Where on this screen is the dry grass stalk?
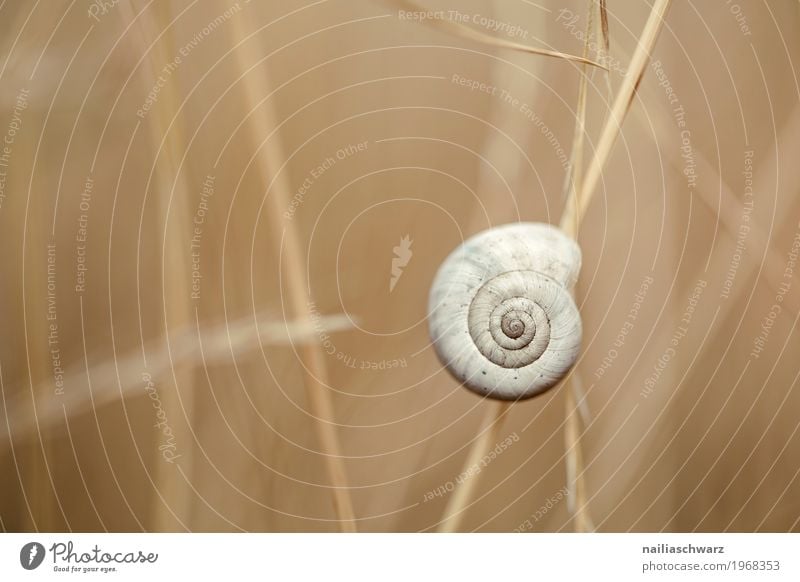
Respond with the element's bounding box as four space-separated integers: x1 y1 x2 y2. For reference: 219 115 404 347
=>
389 0 608 70
558 0 598 532
439 400 509 532
599 0 610 54
596 0 614 100
560 1 594 210
0 312 354 448
25 107 62 530
0 2 70 532
120 2 198 531
564 378 595 532
557 0 671 531
226 13 357 532
560 0 673 238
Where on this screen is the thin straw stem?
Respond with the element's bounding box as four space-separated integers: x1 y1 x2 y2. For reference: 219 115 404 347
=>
0 312 354 448
121 1 197 531
227 14 357 532
439 400 509 532
560 0 673 237
560 0 598 533
556 0 671 532
561 0 596 221
564 378 594 531
389 0 608 70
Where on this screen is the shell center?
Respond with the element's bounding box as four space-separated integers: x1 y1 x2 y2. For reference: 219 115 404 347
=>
501 315 528 339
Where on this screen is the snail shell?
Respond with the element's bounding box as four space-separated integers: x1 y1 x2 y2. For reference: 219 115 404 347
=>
428 222 582 400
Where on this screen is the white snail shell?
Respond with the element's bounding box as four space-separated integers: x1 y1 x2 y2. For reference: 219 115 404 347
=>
428 223 582 400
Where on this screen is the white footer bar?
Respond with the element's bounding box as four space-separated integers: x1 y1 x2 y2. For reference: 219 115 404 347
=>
1 533 797 580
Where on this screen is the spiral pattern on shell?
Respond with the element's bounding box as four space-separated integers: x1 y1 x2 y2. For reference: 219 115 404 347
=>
428 223 582 400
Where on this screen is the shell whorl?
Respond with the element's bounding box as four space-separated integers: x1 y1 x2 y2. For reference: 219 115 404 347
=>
428 223 582 400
